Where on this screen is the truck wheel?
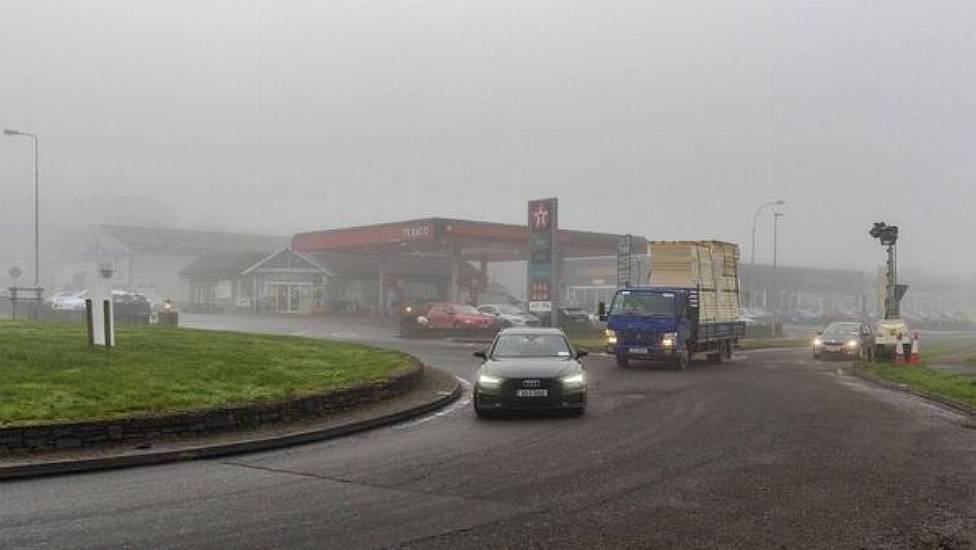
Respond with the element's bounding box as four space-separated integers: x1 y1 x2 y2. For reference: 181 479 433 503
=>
723 340 733 360
677 351 689 371
708 350 723 364
615 355 630 368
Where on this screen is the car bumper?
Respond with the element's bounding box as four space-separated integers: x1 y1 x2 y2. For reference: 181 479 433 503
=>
608 344 678 361
475 381 586 411
814 346 859 358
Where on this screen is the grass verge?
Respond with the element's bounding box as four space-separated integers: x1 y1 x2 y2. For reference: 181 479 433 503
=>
0 321 415 427
569 335 608 351
858 361 976 410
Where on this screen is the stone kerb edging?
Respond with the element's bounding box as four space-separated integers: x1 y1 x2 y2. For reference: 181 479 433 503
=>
0 363 424 454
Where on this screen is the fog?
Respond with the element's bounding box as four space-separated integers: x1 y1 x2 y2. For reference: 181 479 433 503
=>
2 0 976 284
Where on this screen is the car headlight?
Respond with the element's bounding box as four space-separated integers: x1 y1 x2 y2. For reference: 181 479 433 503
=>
661 332 677 347
846 339 859 349
561 373 585 388
605 329 617 344
813 338 822 347
478 374 502 387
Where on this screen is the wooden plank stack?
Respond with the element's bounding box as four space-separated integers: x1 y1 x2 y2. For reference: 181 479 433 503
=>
647 241 741 324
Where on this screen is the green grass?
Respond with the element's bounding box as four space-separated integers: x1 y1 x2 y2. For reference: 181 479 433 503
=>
913 338 976 366
569 335 608 350
860 362 976 409
0 321 415 427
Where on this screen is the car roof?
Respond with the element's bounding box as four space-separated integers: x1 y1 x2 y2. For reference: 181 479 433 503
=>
497 327 566 336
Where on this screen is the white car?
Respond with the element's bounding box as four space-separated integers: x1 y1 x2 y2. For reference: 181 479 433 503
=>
477 304 540 327
49 289 88 311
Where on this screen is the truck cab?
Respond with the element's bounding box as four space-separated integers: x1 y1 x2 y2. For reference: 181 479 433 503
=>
600 286 742 369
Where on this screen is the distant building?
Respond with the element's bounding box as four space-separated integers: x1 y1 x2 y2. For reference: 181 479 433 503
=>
181 249 334 313
57 225 289 301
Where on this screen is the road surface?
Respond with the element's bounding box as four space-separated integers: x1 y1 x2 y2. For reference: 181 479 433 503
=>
3 315 975 549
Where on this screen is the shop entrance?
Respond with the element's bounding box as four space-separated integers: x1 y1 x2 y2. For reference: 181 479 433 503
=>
270 283 311 313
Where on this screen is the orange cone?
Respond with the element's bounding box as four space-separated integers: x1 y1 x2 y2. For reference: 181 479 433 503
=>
894 333 905 365
909 332 921 365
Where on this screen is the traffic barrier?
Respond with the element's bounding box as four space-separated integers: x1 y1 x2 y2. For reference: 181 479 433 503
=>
894 333 905 365
909 332 921 365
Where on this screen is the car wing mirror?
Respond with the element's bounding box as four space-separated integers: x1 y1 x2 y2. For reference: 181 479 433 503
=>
473 350 487 359
575 349 589 359
815 330 822 335
597 301 607 321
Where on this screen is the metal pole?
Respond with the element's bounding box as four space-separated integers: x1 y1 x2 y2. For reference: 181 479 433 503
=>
773 212 784 327
750 200 785 307
3 129 40 288
33 135 39 288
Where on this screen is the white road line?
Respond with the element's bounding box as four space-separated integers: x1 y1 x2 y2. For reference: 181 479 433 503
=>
392 377 473 430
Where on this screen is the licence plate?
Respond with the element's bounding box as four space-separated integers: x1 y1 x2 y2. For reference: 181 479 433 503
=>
825 345 841 352
516 389 548 397
629 347 649 354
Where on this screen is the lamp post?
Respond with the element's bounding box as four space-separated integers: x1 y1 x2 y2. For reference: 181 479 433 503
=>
749 199 785 308
771 212 785 335
3 129 39 288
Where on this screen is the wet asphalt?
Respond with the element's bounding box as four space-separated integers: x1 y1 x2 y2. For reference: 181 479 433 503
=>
2 315 975 549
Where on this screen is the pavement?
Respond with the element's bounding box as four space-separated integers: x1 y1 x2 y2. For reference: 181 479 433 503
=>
3 315 976 549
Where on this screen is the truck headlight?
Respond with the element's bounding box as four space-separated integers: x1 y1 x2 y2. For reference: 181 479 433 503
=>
605 329 617 344
561 373 585 388
661 332 677 347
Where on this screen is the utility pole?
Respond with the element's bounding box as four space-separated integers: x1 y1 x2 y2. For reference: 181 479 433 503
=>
3 129 39 287
750 199 785 308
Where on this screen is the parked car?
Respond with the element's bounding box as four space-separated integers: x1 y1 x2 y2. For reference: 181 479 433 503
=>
813 321 872 360
49 289 88 311
425 302 498 333
557 306 594 333
473 327 587 417
477 304 540 327
112 290 152 324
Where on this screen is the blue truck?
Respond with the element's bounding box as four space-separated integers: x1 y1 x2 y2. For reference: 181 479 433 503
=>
598 241 745 369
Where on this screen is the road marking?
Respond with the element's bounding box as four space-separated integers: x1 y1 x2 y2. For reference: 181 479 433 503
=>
392 377 472 430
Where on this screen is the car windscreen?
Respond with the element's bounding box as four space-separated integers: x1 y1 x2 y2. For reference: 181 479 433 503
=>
823 325 859 339
609 291 675 316
492 334 572 358
498 304 524 315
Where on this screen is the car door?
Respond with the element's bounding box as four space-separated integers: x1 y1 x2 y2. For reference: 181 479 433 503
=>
427 305 453 328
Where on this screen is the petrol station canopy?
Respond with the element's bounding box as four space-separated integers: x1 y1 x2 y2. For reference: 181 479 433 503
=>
292 217 646 261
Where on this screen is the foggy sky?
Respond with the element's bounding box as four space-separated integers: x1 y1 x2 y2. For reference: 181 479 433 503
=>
2 0 975 284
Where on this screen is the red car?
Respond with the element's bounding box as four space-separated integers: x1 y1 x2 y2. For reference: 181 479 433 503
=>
425 303 497 333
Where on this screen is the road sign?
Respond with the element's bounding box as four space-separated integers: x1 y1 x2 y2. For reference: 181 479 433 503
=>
527 198 559 326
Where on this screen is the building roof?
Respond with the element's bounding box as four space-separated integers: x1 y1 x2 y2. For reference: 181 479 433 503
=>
180 252 274 279
99 225 289 256
293 217 644 261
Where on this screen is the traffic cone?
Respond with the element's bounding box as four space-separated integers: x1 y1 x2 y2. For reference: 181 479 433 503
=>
894 333 905 365
909 332 921 365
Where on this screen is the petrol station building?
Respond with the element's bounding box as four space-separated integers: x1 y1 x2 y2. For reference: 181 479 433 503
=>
291 217 643 317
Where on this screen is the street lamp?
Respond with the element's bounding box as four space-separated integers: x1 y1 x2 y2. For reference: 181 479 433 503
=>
770 212 786 336
749 199 785 308
750 199 785 267
3 128 39 288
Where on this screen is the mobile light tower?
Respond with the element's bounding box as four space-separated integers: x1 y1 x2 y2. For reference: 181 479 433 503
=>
869 222 907 319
